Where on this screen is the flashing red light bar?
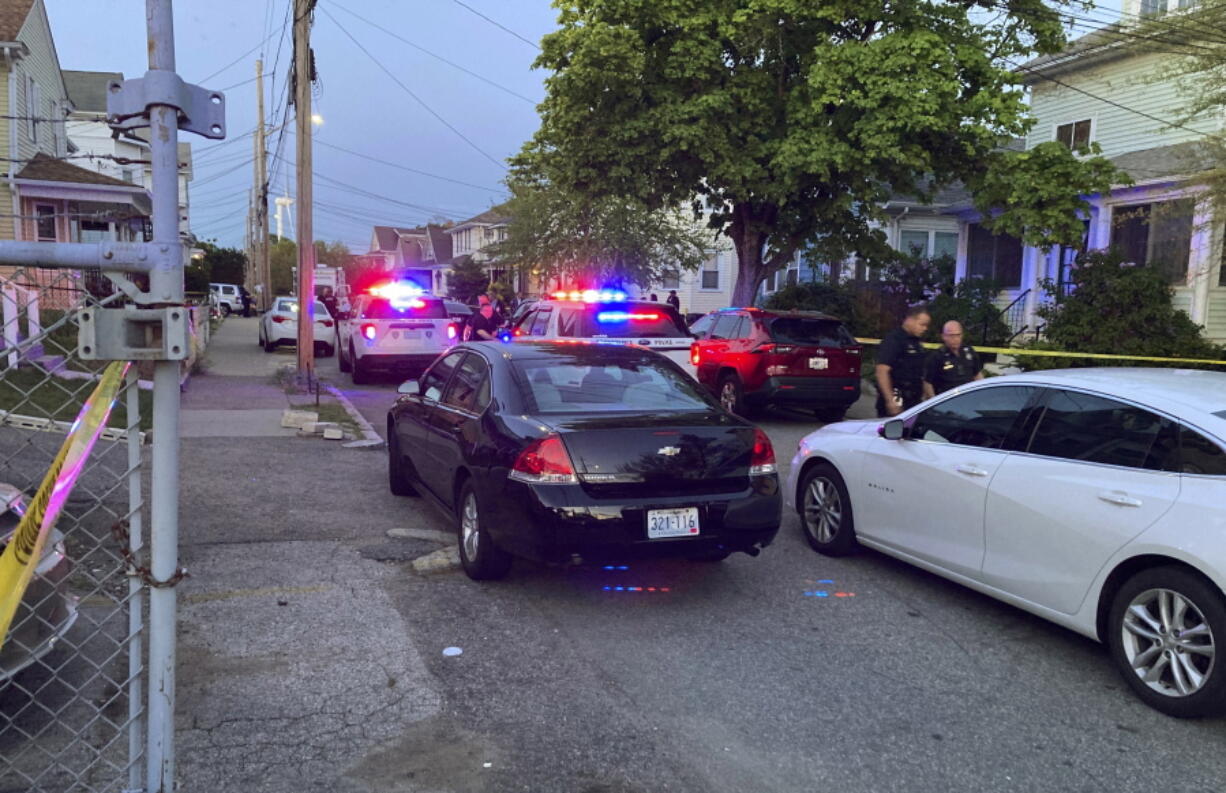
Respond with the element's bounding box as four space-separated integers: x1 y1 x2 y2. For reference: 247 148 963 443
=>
550 289 628 303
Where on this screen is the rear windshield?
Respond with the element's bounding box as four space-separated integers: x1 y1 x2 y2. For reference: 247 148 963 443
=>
513 358 712 413
361 297 448 320
769 317 857 347
577 303 690 339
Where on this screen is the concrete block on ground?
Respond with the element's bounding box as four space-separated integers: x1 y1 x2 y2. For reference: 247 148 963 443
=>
281 409 318 429
411 547 460 573
387 528 455 545
322 427 344 440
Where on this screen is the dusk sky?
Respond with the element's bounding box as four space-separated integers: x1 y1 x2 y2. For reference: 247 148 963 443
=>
46 0 559 252
44 1 1124 255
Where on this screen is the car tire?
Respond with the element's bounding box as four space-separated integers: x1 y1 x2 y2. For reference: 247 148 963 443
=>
1107 565 1226 718
456 480 512 581
798 462 857 556
220 304 231 317
718 373 746 416
322 344 335 358
263 335 276 353
387 430 418 497
352 350 372 385
338 343 352 373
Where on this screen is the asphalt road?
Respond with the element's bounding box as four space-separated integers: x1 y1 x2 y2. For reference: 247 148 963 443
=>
315 351 1226 793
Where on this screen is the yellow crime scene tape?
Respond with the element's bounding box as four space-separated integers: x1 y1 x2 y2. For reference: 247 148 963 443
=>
0 361 129 651
855 339 1226 366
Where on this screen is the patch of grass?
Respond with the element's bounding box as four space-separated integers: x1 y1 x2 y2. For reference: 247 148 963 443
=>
0 365 153 431
311 402 360 437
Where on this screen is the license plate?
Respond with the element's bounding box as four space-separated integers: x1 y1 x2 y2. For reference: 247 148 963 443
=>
392 330 421 340
647 507 700 538
809 357 828 370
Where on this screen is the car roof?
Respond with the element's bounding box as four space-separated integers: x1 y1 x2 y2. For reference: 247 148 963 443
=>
713 307 842 321
465 340 664 365
977 368 1226 432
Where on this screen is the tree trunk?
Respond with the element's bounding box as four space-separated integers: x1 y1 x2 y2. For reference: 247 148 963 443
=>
728 205 769 307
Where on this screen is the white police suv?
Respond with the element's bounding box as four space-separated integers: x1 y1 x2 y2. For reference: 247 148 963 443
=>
510 289 696 374
337 283 462 385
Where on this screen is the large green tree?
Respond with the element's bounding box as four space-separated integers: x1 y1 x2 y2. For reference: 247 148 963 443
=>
198 240 247 285
518 0 1121 305
489 182 710 288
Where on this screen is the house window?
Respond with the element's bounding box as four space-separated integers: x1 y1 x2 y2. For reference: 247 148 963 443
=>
764 270 777 292
1141 0 1167 15
660 270 680 289
35 204 57 241
933 232 958 260
1056 120 1092 149
967 223 1023 288
899 230 928 256
1111 199 1195 285
700 253 720 290
79 220 111 243
25 76 39 144
786 268 799 287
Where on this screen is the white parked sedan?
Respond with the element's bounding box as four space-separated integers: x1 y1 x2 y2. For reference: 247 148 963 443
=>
259 295 336 356
786 368 1226 717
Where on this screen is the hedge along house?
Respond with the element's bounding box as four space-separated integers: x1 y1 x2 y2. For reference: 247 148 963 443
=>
960 6 1226 342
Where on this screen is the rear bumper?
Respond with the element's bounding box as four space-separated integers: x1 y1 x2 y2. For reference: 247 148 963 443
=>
748 376 861 407
357 352 443 371
268 325 337 347
487 477 781 563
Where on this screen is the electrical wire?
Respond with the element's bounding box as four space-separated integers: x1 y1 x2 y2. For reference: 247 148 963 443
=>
328 0 537 105
313 139 507 194
195 27 285 86
319 5 507 169
449 0 540 50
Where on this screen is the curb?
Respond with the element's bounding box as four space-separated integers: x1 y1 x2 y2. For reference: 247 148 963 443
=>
322 383 382 445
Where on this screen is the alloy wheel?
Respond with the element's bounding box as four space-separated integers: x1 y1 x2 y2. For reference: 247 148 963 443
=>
1121 587 1216 698
461 492 480 561
803 477 842 543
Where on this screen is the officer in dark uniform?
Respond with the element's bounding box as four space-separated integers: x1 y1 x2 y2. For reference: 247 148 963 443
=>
923 320 983 398
875 305 931 417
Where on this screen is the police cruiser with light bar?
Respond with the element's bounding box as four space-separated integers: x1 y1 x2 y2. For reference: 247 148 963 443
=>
510 290 696 375
337 282 462 385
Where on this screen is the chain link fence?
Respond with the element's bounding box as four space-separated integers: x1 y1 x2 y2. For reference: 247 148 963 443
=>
0 266 148 793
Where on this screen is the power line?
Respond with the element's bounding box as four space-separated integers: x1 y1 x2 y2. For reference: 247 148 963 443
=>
195 27 284 85
319 5 507 169
313 139 508 194
329 0 537 104
450 0 540 50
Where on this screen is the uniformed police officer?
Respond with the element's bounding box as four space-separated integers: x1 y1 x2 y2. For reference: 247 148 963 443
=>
875 305 931 417
922 320 984 399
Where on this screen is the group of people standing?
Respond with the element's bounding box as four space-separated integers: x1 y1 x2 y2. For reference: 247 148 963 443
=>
874 306 984 418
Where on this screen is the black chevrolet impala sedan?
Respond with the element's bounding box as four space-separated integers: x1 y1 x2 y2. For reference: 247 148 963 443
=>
387 341 782 580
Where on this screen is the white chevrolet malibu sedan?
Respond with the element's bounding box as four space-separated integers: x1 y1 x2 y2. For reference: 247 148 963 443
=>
785 368 1226 717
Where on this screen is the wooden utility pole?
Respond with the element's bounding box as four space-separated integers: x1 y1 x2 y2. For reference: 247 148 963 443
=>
254 58 270 311
294 0 315 376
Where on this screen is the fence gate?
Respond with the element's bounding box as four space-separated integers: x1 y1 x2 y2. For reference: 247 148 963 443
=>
0 268 146 793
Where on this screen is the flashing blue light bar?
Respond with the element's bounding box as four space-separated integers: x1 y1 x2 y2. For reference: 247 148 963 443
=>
551 289 628 303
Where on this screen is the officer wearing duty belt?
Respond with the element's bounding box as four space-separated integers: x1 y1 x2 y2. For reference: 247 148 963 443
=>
875 305 931 417
922 320 984 399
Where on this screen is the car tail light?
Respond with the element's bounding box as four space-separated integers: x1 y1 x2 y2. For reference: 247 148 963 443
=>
752 343 795 354
447 323 458 340
319 319 334 327
271 314 288 324
361 323 377 340
690 342 701 366
509 435 577 484
750 427 776 476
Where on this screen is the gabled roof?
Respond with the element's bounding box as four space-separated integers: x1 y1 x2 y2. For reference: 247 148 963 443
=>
16 152 136 187
1111 141 1210 183
448 207 511 232
63 70 122 113
1017 24 1136 83
428 224 452 264
0 0 35 42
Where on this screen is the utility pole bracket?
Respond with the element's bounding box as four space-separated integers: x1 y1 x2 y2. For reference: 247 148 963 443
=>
106 70 226 139
77 306 191 361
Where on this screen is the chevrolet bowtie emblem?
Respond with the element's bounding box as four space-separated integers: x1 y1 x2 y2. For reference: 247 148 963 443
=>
658 446 680 456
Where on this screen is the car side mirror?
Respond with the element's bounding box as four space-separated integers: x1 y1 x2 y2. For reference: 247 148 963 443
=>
879 420 905 440
397 380 420 396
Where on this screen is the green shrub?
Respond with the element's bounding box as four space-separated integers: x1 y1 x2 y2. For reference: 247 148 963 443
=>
762 281 862 328
1013 250 1226 370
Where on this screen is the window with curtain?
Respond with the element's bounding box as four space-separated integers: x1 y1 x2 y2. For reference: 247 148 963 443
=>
1110 199 1194 285
967 224 1023 288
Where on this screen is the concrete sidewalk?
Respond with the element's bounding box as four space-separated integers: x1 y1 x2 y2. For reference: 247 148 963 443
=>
175 317 446 792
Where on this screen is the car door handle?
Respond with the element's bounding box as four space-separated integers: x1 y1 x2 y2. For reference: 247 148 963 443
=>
955 464 989 477
1098 491 1142 508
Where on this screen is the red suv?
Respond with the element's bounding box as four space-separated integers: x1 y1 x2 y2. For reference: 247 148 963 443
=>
689 308 862 421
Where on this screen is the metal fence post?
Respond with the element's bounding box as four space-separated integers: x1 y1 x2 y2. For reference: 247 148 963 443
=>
145 1 184 790
126 366 146 793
